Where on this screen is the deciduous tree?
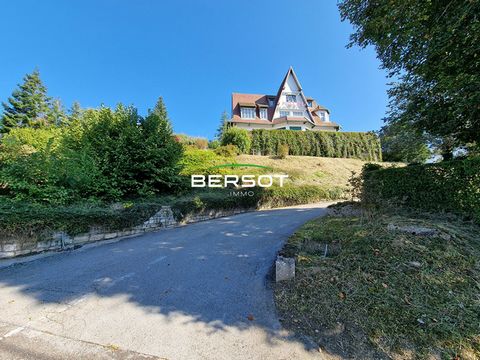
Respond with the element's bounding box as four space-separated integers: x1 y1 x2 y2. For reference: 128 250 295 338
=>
338 0 480 148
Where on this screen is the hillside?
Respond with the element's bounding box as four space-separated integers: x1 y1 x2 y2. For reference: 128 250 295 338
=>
236 155 395 190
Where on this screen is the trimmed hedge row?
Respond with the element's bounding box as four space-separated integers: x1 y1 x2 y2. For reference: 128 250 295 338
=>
250 129 382 161
259 185 344 208
0 184 346 244
362 158 480 222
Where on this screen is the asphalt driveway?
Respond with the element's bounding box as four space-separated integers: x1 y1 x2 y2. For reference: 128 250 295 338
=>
0 203 331 360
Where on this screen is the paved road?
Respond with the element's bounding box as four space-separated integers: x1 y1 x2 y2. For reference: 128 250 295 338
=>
0 204 331 360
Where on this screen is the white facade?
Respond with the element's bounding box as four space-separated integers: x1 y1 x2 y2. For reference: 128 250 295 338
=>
230 67 340 132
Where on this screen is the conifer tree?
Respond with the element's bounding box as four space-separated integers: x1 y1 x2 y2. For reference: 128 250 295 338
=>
49 98 68 126
67 101 83 124
216 110 229 141
141 97 183 191
1 69 52 132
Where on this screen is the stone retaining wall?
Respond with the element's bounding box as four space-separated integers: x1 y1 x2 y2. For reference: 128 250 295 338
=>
0 206 251 259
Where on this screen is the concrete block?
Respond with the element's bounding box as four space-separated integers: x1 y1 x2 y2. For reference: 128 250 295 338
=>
36 241 52 250
2 244 17 252
0 251 15 259
89 233 105 241
276 256 295 282
73 234 90 244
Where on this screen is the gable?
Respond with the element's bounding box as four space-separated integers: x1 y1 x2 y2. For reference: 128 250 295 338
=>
272 67 314 123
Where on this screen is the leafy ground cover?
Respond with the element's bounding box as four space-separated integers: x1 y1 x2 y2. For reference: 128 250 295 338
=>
1 150 397 246
0 184 342 246
275 203 480 359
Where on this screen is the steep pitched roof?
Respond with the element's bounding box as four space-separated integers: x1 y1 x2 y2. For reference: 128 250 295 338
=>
231 93 275 121
271 67 315 124
230 67 338 128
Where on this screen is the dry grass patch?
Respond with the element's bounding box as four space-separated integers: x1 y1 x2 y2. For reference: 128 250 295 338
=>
236 155 398 190
275 206 480 359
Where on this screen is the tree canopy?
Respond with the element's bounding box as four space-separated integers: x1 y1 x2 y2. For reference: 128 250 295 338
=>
378 123 431 163
1 69 52 132
338 0 480 148
216 110 229 141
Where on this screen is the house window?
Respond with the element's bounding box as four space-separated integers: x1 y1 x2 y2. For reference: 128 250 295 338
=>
268 97 275 107
240 107 256 119
292 111 303 117
259 108 268 119
307 100 313 107
280 110 290 117
286 94 296 102
319 111 326 121
289 126 302 131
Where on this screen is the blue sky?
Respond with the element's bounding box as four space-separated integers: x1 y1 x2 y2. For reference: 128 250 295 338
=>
0 0 389 138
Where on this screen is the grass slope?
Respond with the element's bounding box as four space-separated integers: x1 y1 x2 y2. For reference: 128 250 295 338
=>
236 155 392 190
275 205 480 359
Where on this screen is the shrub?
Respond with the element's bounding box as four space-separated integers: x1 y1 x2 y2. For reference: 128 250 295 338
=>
179 148 234 176
208 139 220 149
361 158 480 222
0 101 184 204
214 144 240 157
66 104 183 198
194 138 208 149
0 184 346 244
175 133 208 149
0 127 62 156
221 127 251 154
260 185 344 208
277 144 289 159
0 127 110 204
250 129 382 161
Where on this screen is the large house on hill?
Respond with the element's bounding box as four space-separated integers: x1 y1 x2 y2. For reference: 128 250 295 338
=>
229 67 340 131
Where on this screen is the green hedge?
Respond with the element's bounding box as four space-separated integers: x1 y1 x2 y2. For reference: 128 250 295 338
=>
259 185 344 208
250 129 382 161
362 158 480 222
0 185 345 244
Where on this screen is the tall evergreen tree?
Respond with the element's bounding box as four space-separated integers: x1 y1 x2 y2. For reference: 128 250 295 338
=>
69 101 82 118
150 97 169 121
216 110 229 141
1 69 52 132
141 97 183 191
49 98 68 126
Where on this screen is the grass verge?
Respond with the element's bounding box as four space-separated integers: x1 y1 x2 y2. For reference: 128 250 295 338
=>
275 205 480 359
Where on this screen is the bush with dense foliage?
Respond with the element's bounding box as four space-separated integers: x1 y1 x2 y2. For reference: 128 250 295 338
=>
259 185 343 208
221 127 251 154
0 184 346 244
338 0 480 151
0 99 183 204
277 144 289 159
208 139 220 149
175 133 208 149
251 129 382 161
379 122 431 163
179 147 236 176
214 144 239 157
361 158 480 222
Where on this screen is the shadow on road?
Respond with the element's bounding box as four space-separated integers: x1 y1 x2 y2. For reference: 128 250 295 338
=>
0 206 333 358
